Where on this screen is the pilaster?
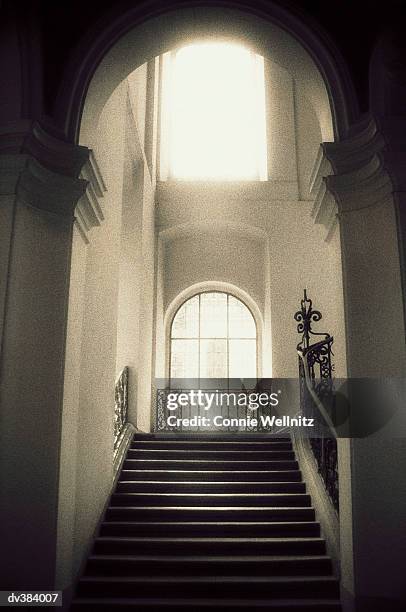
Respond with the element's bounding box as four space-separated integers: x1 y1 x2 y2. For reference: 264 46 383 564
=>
0 121 89 589
315 115 406 612
311 116 406 378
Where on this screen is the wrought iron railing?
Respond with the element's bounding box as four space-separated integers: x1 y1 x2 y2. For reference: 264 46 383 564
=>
155 387 276 433
295 290 339 512
114 366 128 451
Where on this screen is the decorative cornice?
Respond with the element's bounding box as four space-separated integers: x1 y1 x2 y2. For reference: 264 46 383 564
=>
325 154 393 213
0 153 87 217
309 115 406 235
81 150 107 197
0 121 89 217
0 120 89 178
308 146 337 242
74 150 107 243
0 122 108 237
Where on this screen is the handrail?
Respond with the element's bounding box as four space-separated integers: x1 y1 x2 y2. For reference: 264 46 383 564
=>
114 366 129 451
294 291 339 512
297 341 337 437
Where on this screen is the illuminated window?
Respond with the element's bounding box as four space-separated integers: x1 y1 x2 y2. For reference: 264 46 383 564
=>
160 43 267 181
170 292 257 379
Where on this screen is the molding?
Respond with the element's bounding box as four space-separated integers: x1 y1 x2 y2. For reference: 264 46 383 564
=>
308 115 406 237
308 146 337 242
323 116 385 175
156 179 299 203
82 149 107 196
0 121 89 216
0 120 89 177
0 153 87 217
75 150 107 242
326 154 393 214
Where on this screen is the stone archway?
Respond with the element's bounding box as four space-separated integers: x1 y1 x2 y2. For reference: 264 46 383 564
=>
56 2 357 144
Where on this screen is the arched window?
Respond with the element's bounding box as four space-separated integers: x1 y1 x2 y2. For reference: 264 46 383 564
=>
170 292 257 379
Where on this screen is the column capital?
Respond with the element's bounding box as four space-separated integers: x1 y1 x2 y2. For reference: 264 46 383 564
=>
310 115 406 230
0 120 89 176
0 121 89 216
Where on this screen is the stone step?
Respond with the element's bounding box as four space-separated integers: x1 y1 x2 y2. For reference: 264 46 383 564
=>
116 481 306 494
119 469 303 482
130 440 293 451
133 434 292 442
123 459 299 471
99 520 320 538
77 575 339 599
72 597 341 611
110 492 311 507
85 553 333 577
105 506 317 522
127 449 296 460
93 536 326 556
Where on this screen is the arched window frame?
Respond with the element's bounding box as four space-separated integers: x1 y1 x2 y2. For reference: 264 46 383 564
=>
165 284 264 382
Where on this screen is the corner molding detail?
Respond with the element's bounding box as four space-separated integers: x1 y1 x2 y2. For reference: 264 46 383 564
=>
75 150 107 243
0 120 89 216
309 145 337 242
309 116 400 240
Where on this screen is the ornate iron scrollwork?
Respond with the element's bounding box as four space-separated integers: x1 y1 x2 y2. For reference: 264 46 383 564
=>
114 366 128 450
295 291 339 513
294 289 329 351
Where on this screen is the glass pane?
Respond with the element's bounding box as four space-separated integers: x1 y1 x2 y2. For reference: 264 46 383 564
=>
229 339 257 378
200 293 227 338
171 295 199 338
228 295 256 338
200 339 227 378
170 339 199 378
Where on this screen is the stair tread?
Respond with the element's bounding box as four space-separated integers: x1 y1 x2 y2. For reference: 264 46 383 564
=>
120 470 302 479
128 451 294 455
73 597 340 606
113 492 308 497
125 460 298 463
108 506 315 510
118 481 304 485
96 537 324 543
80 575 337 583
88 554 331 562
132 440 292 444
102 521 319 527
121 470 301 474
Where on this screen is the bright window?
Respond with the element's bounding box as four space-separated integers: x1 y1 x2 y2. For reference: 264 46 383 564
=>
170 292 257 379
160 43 267 181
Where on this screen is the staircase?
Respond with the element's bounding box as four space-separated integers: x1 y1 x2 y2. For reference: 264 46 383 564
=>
72 433 341 611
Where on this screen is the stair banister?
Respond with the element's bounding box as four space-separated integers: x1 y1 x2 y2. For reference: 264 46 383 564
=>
294 290 339 512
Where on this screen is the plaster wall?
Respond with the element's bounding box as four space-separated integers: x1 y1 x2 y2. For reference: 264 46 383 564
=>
115 115 144 425
73 83 126 572
58 83 127 588
162 232 267 315
56 224 87 590
127 63 148 151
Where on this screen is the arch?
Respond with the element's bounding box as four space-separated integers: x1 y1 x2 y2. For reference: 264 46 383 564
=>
56 2 358 144
164 281 265 378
